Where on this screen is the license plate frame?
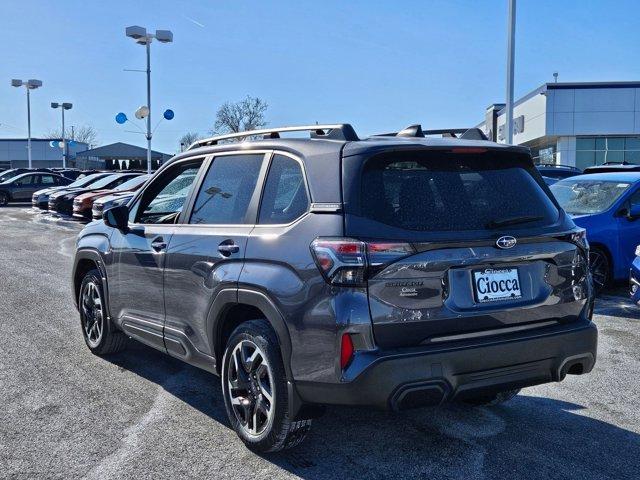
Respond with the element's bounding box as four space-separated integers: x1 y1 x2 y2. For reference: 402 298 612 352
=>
472 267 522 304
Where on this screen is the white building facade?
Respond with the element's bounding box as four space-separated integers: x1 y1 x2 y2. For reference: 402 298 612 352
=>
478 81 640 169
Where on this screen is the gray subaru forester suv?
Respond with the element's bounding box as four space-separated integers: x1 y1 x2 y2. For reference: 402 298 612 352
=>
72 124 597 452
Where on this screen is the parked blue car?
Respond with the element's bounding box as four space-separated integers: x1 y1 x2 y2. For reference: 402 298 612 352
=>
550 172 640 293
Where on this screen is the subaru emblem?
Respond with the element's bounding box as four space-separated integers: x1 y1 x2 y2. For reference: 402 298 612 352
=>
496 236 517 249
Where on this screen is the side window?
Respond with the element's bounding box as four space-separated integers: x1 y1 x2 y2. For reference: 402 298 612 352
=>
134 161 203 224
189 154 264 225
628 189 640 208
40 175 55 185
258 155 309 224
14 175 34 185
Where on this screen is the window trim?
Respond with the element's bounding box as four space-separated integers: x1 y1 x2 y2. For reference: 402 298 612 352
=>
254 151 311 228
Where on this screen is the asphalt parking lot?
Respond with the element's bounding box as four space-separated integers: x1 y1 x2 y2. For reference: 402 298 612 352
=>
1 205 639 480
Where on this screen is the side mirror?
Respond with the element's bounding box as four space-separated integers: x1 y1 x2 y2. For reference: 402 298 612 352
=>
103 204 129 230
628 204 640 220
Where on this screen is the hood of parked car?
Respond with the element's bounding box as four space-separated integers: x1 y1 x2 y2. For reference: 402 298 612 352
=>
95 191 134 205
34 185 68 196
75 189 114 203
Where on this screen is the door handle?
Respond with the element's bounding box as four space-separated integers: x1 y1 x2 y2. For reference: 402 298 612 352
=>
218 241 240 256
151 237 167 252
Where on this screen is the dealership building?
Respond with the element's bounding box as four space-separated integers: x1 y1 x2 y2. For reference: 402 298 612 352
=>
478 81 640 169
0 138 89 169
0 139 170 170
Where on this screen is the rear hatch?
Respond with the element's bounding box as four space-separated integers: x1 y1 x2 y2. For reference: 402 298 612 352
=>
342 146 589 348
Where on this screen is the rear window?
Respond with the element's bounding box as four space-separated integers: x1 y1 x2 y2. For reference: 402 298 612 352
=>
357 151 559 233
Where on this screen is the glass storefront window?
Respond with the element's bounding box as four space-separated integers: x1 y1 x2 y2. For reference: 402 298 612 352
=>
626 138 640 150
575 136 640 168
576 138 595 151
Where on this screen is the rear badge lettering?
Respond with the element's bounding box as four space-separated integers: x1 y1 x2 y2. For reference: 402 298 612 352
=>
385 280 423 298
400 287 418 297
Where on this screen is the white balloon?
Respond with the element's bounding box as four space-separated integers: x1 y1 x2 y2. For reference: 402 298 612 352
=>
135 105 149 119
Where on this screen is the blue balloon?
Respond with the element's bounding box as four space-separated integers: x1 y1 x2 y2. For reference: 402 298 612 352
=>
49 141 57 148
115 112 127 124
68 140 76 147
163 109 174 120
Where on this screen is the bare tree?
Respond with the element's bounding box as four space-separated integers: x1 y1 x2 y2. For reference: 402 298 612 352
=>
179 132 201 150
212 96 268 139
44 125 98 147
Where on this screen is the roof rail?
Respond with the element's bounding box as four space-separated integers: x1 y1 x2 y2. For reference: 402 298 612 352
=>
188 124 359 150
374 124 489 141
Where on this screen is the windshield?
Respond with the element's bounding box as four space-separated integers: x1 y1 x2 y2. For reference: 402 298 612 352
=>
0 170 21 182
69 173 105 188
550 179 631 215
88 174 129 189
114 174 149 191
353 151 559 234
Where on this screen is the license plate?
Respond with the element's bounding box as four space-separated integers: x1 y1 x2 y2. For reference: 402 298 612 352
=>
473 267 521 303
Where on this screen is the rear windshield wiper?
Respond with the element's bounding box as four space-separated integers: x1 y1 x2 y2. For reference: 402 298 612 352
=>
485 215 543 229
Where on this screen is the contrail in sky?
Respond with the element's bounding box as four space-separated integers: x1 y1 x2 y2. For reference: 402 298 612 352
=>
182 14 205 28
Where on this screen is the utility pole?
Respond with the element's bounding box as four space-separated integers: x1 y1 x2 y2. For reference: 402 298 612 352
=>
505 0 516 145
146 40 152 174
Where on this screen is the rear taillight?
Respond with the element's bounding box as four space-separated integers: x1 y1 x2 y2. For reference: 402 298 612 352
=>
310 238 367 286
310 237 414 286
340 333 354 369
366 242 415 275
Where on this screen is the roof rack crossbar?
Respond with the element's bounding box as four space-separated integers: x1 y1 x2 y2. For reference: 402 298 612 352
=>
188 124 359 149
373 125 488 140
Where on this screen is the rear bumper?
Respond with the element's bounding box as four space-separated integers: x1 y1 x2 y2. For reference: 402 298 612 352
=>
295 320 597 410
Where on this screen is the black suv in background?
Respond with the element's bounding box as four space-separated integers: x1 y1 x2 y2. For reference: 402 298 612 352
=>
0 172 71 206
72 124 597 452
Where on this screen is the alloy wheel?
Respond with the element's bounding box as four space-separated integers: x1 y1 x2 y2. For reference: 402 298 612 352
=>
589 249 609 293
226 340 275 437
81 281 104 348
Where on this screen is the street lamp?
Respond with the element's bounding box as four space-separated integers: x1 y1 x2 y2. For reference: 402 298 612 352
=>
505 0 516 145
51 102 72 168
11 79 43 168
125 25 173 174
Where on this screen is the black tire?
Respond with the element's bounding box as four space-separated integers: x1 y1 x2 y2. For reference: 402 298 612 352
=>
79 269 127 355
589 247 611 295
464 388 520 406
221 319 311 453
0 192 8 207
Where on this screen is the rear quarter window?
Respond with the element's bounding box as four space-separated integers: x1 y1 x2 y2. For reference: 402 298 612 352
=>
356 150 559 233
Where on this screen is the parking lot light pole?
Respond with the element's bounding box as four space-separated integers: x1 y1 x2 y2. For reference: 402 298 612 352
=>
11 79 43 168
51 102 72 168
505 0 516 145
125 26 173 174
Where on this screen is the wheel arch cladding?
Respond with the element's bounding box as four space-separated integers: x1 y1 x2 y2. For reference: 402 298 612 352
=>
72 250 106 309
210 288 294 382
